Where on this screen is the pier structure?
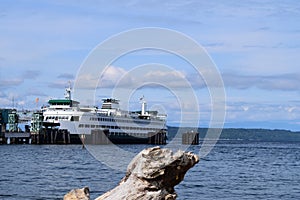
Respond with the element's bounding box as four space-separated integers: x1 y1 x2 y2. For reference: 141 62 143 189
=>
30 111 43 144
0 109 32 144
31 128 72 144
182 131 199 145
30 111 78 144
4 132 31 144
148 130 167 145
0 109 12 133
84 129 110 145
8 110 19 132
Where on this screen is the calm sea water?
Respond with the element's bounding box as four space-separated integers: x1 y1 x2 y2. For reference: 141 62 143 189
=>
1 141 299 200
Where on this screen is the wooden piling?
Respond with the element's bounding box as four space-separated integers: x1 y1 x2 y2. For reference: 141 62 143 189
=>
182 131 199 145
30 128 72 144
148 130 166 145
86 129 110 145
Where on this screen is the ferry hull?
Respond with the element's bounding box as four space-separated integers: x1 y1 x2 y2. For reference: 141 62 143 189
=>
107 135 149 144
81 129 166 145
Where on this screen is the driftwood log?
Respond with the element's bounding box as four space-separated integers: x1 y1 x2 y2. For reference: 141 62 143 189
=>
64 146 199 200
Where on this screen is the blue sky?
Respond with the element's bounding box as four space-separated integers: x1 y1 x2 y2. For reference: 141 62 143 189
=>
1 0 300 130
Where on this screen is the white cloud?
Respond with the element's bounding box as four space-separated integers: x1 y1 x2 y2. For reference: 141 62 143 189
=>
76 65 192 89
0 78 23 88
57 73 74 79
223 73 300 91
99 66 129 87
0 97 12 107
22 70 40 80
225 101 300 124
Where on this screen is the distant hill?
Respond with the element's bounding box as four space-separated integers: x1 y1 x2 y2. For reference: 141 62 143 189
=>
167 126 300 142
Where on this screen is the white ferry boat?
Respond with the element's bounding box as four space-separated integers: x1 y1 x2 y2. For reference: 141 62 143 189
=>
41 86 167 144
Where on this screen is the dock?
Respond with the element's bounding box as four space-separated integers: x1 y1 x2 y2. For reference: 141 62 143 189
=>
1 108 31 144
4 132 31 144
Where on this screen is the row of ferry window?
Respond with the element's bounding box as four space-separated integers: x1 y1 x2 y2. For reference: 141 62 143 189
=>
109 132 147 137
78 124 159 131
45 116 69 120
89 117 162 124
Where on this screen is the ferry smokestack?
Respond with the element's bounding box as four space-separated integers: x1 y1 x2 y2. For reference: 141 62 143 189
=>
64 82 72 100
140 96 147 115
